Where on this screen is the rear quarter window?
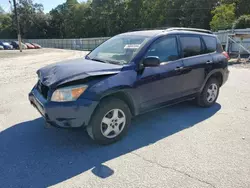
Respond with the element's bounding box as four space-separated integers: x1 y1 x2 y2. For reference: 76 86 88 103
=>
202 36 217 53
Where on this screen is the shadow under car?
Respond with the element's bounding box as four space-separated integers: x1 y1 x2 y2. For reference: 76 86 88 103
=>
0 102 221 187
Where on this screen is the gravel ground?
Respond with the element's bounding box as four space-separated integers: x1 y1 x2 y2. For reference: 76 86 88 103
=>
230 63 250 69
0 49 250 188
228 58 250 69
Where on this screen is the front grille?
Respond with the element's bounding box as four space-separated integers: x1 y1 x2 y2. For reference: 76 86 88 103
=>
37 80 49 99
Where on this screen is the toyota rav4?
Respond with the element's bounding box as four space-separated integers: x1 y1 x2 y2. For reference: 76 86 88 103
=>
29 28 229 145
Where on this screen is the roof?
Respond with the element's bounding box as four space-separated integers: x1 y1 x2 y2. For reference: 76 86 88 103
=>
120 28 214 38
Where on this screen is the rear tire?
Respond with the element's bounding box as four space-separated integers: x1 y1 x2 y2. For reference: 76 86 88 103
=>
87 98 131 145
196 78 220 107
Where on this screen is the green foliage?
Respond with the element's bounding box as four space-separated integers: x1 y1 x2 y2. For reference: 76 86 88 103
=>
233 15 250 29
0 0 249 39
179 0 218 29
14 0 49 38
210 3 236 31
220 0 250 16
0 14 15 38
49 3 70 38
66 0 79 6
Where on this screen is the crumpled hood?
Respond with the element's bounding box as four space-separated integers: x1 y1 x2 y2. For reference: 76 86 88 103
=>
37 58 123 87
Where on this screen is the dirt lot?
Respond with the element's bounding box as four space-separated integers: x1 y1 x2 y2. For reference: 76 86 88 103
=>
0 49 250 188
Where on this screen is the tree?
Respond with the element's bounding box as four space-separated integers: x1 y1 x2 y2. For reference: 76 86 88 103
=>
49 4 68 38
233 14 250 29
2 0 250 39
15 0 49 38
48 0 80 38
0 14 15 38
210 3 236 31
66 0 78 7
179 0 218 29
220 0 250 16
88 0 128 37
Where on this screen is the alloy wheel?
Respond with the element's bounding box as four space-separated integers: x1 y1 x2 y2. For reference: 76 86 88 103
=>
100 109 126 139
207 83 218 103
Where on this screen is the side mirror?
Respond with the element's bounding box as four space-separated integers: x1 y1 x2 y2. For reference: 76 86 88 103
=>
143 56 160 67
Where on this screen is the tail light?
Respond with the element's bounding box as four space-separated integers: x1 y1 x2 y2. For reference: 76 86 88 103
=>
222 51 230 60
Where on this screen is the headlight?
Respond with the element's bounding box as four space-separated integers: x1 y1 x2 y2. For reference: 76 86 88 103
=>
51 85 88 102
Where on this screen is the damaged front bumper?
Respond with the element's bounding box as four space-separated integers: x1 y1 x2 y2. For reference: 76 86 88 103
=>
29 87 98 128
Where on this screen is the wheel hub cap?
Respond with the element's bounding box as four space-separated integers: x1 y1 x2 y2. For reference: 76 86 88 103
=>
100 109 126 139
207 83 218 103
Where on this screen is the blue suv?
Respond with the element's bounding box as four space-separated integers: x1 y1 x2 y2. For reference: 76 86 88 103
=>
29 28 229 145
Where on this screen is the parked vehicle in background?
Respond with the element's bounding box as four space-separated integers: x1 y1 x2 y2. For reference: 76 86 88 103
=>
10 41 28 50
4 42 13 50
0 42 13 50
25 43 35 49
22 43 28 49
10 41 19 49
0 45 4 50
29 28 229 145
31 43 41 49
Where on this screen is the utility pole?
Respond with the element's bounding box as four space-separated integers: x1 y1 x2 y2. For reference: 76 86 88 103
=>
13 0 22 52
9 0 13 12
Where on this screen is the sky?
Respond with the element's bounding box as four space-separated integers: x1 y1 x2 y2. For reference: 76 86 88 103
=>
0 0 85 13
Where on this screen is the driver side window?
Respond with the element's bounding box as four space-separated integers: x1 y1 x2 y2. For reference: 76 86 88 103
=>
145 36 179 63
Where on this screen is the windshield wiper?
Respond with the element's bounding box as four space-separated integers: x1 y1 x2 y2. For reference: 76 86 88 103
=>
91 58 123 65
107 60 124 65
91 58 109 64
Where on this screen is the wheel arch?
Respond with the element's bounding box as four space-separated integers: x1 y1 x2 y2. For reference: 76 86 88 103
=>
200 70 224 92
99 91 138 117
211 72 223 86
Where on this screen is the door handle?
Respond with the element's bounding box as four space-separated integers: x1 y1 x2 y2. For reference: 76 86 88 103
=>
206 60 213 64
175 66 184 71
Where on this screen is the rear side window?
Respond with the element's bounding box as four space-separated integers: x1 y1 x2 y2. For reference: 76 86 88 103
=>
180 36 202 58
202 36 217 53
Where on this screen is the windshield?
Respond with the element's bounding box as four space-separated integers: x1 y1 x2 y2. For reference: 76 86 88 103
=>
87 35 150 65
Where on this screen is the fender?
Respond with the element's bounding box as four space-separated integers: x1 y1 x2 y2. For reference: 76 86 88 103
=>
199 69 224 92
99 86 139 116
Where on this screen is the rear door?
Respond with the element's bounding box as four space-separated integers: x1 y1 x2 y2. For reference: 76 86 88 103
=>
202 35 225 66
179 34 213 95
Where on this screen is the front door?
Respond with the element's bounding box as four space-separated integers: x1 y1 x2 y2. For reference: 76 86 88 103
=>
134 36 186 112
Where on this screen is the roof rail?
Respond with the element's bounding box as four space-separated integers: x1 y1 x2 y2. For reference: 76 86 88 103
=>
128 27 169 32
166 27 213 34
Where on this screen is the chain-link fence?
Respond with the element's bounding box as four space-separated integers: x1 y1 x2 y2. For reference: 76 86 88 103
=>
3 30 249 53
0 37 110 51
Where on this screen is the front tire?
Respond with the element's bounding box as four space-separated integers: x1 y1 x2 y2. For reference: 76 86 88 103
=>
196 78 220 107
87 98 131 145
